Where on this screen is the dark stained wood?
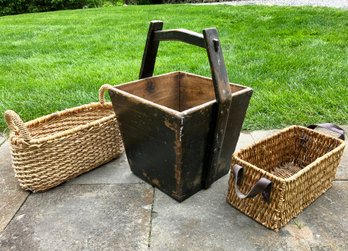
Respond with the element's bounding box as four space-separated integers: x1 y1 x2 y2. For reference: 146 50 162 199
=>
203 29 231 103
216 87 253 181
139 23 233 187
179 104 213 199
117 71 246 113
109 87 182 200
153 29 205 48
179 73 215 111
118 72 180 111
109 20 252 201
139 21 163 79
109 72 252 201
202 28 233 188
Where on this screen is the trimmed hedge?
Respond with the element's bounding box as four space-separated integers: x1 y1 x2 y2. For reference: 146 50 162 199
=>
125 0 227 4
0 0 121 16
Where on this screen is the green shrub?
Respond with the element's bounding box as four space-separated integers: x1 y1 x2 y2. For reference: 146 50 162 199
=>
0 0 123 16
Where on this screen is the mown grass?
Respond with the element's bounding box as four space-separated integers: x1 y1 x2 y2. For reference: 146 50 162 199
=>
0 5 347 132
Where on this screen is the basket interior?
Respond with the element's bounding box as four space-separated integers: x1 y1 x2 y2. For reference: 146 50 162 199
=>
27 104 114 139
116 72 245 112
236 126 343 179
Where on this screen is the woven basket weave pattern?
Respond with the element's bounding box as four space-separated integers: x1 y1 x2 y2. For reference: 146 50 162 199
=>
5 85 123 192
227 126 345 230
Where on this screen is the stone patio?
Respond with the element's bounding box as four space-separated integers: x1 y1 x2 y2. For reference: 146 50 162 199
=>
0 127 347 250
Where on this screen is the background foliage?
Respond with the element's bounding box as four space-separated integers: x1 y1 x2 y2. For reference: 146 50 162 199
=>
0 0 122 16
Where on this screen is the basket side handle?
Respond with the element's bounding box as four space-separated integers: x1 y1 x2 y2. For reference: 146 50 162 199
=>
233 164 272 203
307 123 345 140
4 110 31 141
99 84 115 104
140 20 233 188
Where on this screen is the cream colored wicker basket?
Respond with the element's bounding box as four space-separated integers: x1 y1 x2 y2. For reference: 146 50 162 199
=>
4 84 124 192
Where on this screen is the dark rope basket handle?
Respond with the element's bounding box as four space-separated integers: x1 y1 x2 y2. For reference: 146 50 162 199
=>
233 164 272 203
307 123 345 140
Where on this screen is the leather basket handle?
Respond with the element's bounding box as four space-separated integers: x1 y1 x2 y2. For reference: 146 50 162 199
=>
307 123 345 140
233 164 272 203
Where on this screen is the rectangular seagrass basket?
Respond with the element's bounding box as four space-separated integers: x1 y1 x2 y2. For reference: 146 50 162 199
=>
4 84 124 192
227 125 345 230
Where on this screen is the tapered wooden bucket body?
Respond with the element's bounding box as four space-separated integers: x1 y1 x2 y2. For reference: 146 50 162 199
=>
109 71 252 201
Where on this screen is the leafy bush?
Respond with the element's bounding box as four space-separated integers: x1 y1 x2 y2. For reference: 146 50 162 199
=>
125 0 220 4
0 0 123 16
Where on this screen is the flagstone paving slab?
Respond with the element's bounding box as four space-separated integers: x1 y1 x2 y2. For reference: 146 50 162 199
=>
0 134 5 146
235 132 254 151
0 189 29 233
0 184 153 251
68 153 142 185
336 126 347 180
0 141 29 232
0 141 20 190
150 176 348 251
249 129 280 143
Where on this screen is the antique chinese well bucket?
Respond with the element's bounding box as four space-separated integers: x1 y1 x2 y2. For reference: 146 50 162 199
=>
109 21 252 201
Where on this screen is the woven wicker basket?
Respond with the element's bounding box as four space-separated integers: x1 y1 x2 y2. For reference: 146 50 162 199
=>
4 84 124 192
227 125 345 230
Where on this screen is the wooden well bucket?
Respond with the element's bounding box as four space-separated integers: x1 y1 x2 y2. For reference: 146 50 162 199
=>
109 21 252 201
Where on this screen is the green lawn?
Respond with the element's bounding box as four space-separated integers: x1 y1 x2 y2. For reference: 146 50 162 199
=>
0 5 347 132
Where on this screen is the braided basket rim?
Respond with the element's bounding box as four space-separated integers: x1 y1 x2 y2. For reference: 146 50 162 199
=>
232 125 346 182
9 102 115 145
